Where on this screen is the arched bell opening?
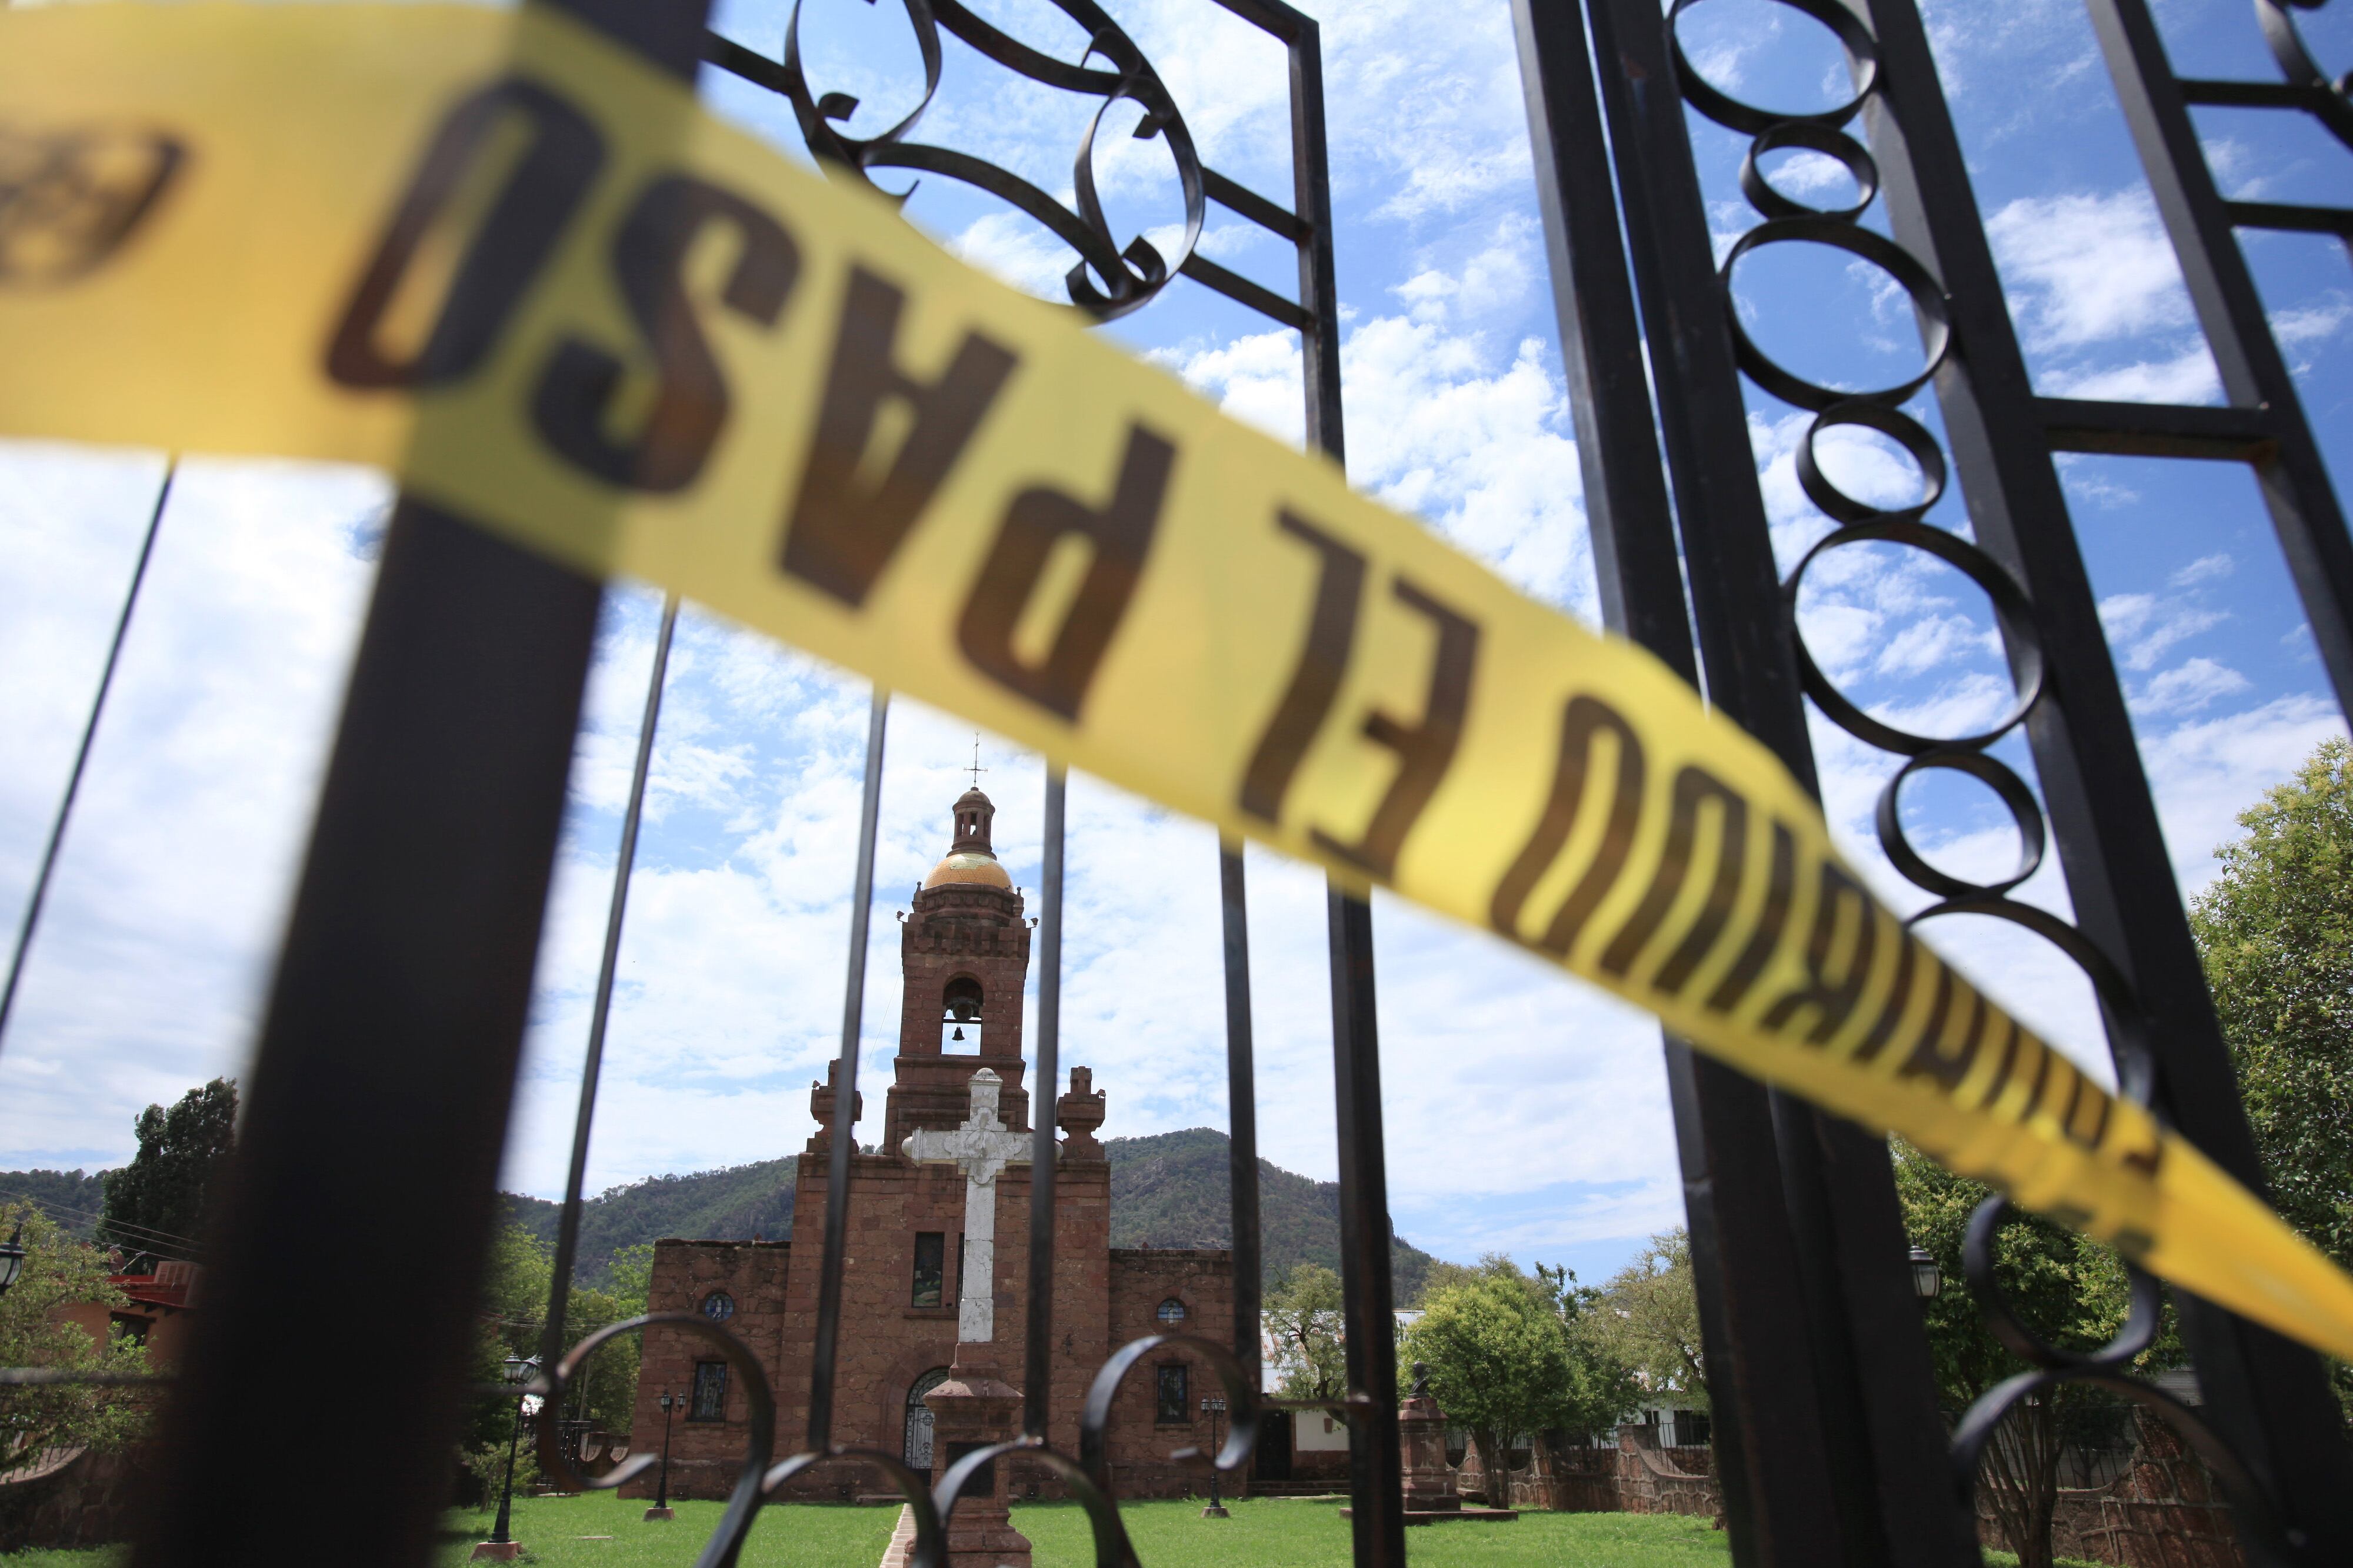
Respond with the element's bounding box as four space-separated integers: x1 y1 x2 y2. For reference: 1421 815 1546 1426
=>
941 975 984 1053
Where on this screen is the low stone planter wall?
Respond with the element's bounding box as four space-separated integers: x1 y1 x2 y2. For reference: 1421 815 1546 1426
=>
1492 1427 1720 1521
0 1447 148 1552
1975 1411 2245 1568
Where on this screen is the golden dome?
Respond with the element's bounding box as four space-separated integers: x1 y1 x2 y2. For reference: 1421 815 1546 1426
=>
924 850 1012 890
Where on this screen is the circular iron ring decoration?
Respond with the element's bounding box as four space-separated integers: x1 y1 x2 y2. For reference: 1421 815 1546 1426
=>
1783 518 2044 755
1902 895 2156 1103
2258 0 2353 146
1952 1363 2308 1562
776 0 1205 321
1740 122 1881 221
1722 217 1954 412
1875 748 2045 900
537 1313 778 1568
1796 399 1947 524
1667 0 1881 135
1965 1196 2160 1371
1951 1198 2311 1560
1078 1332 1261 1483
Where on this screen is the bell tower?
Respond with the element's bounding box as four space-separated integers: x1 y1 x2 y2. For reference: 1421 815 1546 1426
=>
882 786 1033 1146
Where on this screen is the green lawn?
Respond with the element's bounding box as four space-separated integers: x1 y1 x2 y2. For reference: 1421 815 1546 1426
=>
2 1492 2098 1567
422 1491 1733 1568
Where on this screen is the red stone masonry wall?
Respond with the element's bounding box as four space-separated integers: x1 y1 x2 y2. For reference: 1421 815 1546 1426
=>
748 1147 1116 1503
622 1239 791 1500
1102 1249 1238 1500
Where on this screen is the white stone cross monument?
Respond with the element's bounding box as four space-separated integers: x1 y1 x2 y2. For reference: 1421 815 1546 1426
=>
901 1068 1031 1345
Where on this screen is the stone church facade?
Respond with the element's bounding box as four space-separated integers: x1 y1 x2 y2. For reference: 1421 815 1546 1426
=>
624 785 1235 1504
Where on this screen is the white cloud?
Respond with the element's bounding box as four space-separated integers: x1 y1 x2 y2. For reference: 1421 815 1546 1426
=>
2097 590 2227 671
2141 694 2349 891
1164 249 1595 618
1985 187 2222 402
2171 552 2234 589
2134 656 2251 716
0 446 384 1167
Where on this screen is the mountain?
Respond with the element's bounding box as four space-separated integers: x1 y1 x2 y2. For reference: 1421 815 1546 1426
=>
0 1169 111 1237
494 1127 1435 1301
1102 1128 1436 1302
499 1158 798 1276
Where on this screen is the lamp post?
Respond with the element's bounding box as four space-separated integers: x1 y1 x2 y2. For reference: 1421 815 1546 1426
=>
1199 1395 1229 1517
474 1352 538 1561
1908 1245 1944 1302
645 1389 678 1520
0 1221 24 1297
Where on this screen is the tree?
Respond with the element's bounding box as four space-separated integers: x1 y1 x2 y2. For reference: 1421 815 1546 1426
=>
460 1223 649 1499
99 1079 237 1259
0 1202 150 1464
1533 1263 1642 1444
1402 1255 1637 1502
1264 1262 1346 1404
2188 738 2353 1272
1592 1230 1707 1409
1894 1140 2162 1568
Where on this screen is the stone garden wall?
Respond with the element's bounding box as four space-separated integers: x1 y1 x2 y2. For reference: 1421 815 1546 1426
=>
1975 1410 2246 1568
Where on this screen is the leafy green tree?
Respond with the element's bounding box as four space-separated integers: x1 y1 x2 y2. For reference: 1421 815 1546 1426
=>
1895 1140 2162 1568
0 1202 150 1464
1532 1262 1642 1443
99 1079 236 1258
1264 1262 1347 1403
1404 1255 1637 1500
2189 738 2353 1270
1593 1230 1707 1409
462 1223 647 1494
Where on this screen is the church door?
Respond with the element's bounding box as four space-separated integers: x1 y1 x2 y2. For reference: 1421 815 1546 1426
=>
903 1368 951 1481
1252 1409 1293 1482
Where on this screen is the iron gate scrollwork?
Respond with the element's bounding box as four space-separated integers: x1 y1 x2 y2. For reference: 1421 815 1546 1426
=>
1517 0 2353 1562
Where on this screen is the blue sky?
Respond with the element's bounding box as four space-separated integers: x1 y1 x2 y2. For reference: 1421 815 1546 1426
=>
0 0 2347 1288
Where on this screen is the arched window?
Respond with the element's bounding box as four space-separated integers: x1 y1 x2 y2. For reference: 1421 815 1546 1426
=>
1156 1297 1188 1327
904 1367 952 1476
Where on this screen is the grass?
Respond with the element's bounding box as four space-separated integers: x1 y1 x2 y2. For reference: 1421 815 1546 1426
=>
0 1492 2102 1567
414 1491 1732 1568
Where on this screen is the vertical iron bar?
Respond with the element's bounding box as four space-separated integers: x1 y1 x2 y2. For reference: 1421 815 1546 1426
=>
1325 888 1403 1560
1218 843 1262 1389
541 592 680 1373
131 9 706 1562
1289 16 1403 1566
1558 0 1975 1557
2082 0 2353 720
0 459 174 1055
1025 765 1065 1436
1849 0 2353 1551
809 686 889 1447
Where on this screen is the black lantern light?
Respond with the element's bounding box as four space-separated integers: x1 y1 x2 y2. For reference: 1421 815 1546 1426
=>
1908 1245 1943 1302
1198 1394 1229 1517
0 1221 25 1297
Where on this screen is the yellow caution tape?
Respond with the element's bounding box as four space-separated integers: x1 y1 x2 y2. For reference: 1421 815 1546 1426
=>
6 1 2352 1360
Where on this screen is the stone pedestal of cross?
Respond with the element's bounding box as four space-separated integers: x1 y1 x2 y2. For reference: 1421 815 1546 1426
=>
899 1068 1034 1568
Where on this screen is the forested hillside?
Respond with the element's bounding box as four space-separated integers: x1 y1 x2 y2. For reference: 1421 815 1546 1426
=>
0 1169 109 1236
8 1129 1438 1300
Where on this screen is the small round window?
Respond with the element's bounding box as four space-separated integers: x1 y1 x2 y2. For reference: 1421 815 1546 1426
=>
702 1291 736 1323
1156 1297 1187 1327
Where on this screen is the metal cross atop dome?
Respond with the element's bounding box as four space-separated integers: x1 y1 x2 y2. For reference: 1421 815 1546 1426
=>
965 735 986 790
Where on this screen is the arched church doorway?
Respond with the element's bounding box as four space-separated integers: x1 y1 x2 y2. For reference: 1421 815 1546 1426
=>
904 1367 952 1480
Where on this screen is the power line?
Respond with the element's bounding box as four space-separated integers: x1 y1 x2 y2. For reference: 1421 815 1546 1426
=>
0 1187 205 1258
